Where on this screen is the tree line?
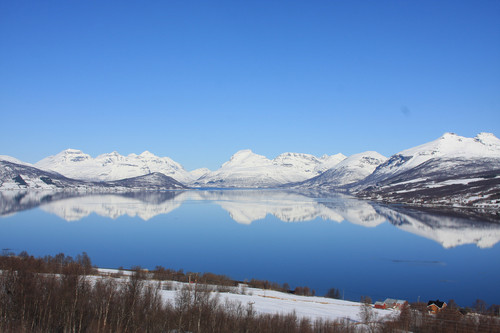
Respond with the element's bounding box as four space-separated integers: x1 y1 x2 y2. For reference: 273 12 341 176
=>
0 252 356 332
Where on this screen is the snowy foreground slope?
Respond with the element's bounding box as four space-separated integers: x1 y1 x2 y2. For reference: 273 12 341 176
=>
96 269 394 324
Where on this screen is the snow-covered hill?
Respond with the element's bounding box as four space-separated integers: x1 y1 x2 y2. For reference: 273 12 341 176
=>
0 159 187 191
287 151 387 190
0 159 88 190
193 150 346 188
35 149 195 183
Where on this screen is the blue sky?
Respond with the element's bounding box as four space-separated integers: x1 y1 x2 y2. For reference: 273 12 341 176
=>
1 1 499 170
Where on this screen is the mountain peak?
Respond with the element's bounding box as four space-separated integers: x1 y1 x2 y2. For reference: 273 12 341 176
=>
51 149 91 163
61 148 85 155
475 132 500 145
222 149 269 168
440 132 458 139
232 149 254 157
139 150 156 158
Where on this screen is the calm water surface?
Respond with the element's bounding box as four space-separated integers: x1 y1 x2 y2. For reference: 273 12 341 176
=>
1 190 499 307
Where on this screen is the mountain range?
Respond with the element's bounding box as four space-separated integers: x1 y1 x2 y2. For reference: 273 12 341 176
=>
1 132 499 210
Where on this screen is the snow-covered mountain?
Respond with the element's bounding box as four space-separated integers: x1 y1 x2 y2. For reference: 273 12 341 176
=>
355 133 500 210
35 149 195 183
193 150 346 188
287 151 387 190
359 132 500 185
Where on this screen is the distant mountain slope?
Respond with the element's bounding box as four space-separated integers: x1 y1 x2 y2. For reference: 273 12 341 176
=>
193 150 346 188
0 159 187 191
286 151 387 190
354 133 500 210
356 158 500 209
189 168 211 180
108 172 187 190
0 159 87 190
35 149 194 183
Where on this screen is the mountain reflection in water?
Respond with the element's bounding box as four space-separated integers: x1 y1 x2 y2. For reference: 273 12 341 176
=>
1 190 499 249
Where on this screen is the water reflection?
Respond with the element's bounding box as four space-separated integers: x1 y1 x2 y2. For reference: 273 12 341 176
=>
1 190 499 249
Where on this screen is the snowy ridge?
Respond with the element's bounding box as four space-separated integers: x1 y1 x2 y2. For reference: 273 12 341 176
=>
0 155 34 167
36 149 194 183
363 132 500 183
194 150 346 188
288 151 387 190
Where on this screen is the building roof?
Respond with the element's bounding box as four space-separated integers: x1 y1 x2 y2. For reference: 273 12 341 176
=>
427 299 446 308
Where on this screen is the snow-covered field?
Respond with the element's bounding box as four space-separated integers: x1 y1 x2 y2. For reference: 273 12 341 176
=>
97 269 395 323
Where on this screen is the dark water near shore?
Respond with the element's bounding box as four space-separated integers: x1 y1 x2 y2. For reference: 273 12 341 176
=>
1 190 499 307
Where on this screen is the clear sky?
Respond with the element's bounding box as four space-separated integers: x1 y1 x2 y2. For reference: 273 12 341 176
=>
1 1 499 171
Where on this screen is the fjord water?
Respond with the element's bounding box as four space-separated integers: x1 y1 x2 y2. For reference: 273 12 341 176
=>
1 190 499 307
